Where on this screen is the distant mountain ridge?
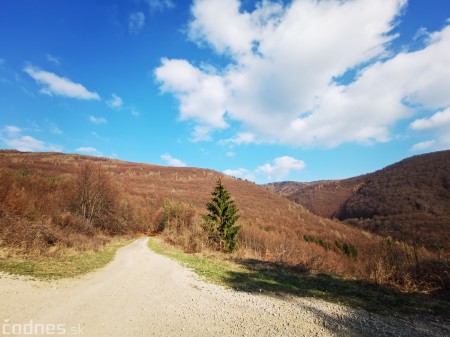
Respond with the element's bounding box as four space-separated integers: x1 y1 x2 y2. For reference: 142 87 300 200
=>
266 150 450 250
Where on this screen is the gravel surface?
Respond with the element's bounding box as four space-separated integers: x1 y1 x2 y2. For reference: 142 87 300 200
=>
0 237 448 337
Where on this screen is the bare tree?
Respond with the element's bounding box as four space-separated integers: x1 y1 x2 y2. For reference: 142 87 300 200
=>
72 162 120 232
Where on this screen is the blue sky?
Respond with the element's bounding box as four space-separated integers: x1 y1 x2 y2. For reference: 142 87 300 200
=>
1 0 449 183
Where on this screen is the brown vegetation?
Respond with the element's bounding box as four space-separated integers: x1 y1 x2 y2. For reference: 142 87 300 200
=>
0 159 140 255
0 150 448 295
267 150 450 254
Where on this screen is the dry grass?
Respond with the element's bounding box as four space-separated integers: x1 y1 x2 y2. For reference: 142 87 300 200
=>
0 238 132 279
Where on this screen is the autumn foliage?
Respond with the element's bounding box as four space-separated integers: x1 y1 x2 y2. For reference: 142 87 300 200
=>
0 150 448 295
268 150 450 252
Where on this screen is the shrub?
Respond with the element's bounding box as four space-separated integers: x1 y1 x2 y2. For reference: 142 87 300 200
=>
156 199 206 253
334 241 358 260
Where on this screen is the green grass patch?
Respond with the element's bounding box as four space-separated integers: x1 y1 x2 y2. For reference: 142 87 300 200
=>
0 239 133 279
148 237 450 318
148 237 243 285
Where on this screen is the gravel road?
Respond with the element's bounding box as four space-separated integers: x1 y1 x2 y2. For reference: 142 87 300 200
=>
0 237 448 337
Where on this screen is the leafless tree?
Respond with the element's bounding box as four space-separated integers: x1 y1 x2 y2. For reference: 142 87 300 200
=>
72 162 119 232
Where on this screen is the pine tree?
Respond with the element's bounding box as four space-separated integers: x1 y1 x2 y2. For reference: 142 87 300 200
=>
203 178 241 252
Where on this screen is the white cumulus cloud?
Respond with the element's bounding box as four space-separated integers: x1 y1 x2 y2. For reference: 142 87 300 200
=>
410 108 450 131
155 0 450 149
155 58 228 129
225 155 306 183
223 168 255 181
161 153 187 167
410 107 450 151
0 125 61 152
256 156 306 181
411 140 436 151
24 65 100 100
76 147 102 156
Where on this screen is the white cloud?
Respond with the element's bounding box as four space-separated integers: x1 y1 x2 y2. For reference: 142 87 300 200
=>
24 65 100 100
410 108 450 131
155 0 450 149
225 155 306 183
107 93 123 109
256 156 306 181
223 168 255 181
191 125 213 142
161 153 187 167
129 12 146 34
6 136 47 152
46 54 60 65
76 147 102 156
411 140 436 151
89 115 108 125
4 125 21 136
188 0 259 56
223 132 257 145
410 107 450 150
106 93 140 116
155 58 228 129
0 125 61 152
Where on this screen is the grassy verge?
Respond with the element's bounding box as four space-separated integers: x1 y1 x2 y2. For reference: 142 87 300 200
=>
148 237 245 284
0 238 133 279
148 237 450 318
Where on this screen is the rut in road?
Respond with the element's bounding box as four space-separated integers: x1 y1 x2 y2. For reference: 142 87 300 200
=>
1 238 448 337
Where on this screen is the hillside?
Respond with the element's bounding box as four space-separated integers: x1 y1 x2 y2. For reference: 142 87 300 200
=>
0 149 372 257
267 150 450 251
1 149 449 294
0 149 360 243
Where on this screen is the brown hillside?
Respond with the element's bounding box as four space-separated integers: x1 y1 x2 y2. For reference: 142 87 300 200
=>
267 150 450 251
1 150 449 293
266 178 365 219
0 150 351 238
0 150 372 257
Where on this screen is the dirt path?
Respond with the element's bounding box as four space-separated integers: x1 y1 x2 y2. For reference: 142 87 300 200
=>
0 238 448 337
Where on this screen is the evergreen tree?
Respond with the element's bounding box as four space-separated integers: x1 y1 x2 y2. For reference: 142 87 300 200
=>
203 178 241 252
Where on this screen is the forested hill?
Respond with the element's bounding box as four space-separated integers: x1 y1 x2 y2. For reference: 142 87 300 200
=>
267 150 450 251
1 149 449 293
